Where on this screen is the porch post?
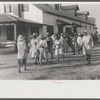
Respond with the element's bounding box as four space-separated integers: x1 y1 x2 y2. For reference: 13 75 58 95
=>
14 23 17 52
43 25 47 35
54 19 58 34
63 26 66 33
39 25 47 35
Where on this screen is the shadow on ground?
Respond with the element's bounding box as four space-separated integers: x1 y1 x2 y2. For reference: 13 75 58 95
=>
0 47 16 55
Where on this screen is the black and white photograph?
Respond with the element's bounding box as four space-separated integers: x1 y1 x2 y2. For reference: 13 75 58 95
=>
0 2 100 80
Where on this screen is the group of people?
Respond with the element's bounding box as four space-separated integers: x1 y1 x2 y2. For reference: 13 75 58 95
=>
17 30 94 73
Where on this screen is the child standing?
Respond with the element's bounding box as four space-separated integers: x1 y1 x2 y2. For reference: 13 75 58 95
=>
17 34 28 73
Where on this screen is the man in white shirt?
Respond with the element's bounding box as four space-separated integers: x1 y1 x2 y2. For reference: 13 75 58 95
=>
82 30 94 64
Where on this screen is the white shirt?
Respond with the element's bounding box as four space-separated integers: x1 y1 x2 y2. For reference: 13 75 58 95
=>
77 36 83 46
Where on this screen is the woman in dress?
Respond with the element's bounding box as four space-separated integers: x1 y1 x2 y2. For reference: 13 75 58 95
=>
30 33 39 64
63 34 69 53
17 34 28 73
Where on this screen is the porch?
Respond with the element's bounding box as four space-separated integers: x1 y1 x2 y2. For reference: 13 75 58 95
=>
0 14 43 51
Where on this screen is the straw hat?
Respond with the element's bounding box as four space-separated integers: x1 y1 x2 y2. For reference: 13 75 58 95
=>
46 32 50 35
40 34 45 39
17 35 25 42
78 34 81 36
84 30 87 33
61 33 64 36
32 33 37 37
63 34 66 37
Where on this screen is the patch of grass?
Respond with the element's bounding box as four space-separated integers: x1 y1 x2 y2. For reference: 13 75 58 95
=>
87 71 100 80
76 76 85 80
34 75 48 80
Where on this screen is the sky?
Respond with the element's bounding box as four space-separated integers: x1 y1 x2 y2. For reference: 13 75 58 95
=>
62 2 100 33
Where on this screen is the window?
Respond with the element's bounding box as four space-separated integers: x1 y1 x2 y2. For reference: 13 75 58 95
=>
0 27 1 36
85 24 87 29
74 10 77 16
6 26 14 40
22 4 29 11
4 4 13 13
10 4 14 12
4 4 10 13
86 16 88 20
55 4 59 10
31 26 39 35
47 26 53 35
90 25 91 29
93 26 95 30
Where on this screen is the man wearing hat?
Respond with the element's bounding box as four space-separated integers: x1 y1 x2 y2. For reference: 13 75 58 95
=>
82 30 94 64
17 34 28 73
46 32 53 59
30 33 39 64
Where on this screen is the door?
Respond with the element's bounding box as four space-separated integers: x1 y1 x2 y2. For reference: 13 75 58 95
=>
31 26 39 35
58 25 63 34
47 25 53 35
6 26 14 41
66 27 72 34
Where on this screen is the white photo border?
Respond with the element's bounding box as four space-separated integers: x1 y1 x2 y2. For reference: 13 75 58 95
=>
0 1 100 99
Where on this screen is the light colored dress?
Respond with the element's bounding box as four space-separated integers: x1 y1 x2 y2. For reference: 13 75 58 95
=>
54 39 63 56
51 35 56 49
51 35 56 43
82 34 94 55
38 39 47 58
17 40 27 59
60 36 64 49
30 38 38 58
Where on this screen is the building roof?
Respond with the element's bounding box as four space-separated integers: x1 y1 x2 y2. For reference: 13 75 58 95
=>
61 5 79 10
34 4 95 26
0 14 43 25
77 11 89 15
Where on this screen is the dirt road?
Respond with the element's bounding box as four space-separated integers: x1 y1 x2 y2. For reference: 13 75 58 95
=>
0 46 100 80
